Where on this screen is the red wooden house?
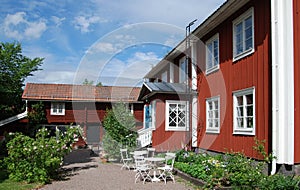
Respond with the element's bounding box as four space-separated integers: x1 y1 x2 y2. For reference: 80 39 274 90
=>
138 0 300 174
22 83 143 145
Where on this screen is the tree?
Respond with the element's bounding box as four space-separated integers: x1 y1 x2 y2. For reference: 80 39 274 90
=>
103 102 138 158
0 42 43 120
96 81 103 86
82 78 94 85
27 101 47 136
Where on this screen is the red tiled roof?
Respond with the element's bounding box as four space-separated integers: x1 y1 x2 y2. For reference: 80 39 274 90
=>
22 83 142 103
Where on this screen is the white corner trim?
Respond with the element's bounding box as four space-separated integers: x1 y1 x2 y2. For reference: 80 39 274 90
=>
271 0 294 166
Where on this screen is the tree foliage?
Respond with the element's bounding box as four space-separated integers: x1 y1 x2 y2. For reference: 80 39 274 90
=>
27 101 47 136
103 102 137 155
0 42 43 120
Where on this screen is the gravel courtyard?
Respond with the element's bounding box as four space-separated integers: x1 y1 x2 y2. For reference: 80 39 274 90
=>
39 149 197 190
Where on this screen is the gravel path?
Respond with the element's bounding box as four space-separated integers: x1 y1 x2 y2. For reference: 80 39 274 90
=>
39 149 196 190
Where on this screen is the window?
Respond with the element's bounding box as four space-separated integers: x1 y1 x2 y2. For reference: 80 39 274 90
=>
161 71 168 82
144 101 156 129
206 34 219 74
51 102 65 115
179 57 187 84
233 7 254 61
128 103 134 114
233 88 255 135
166 100 188 131
206 96 220 133
170 63 174 83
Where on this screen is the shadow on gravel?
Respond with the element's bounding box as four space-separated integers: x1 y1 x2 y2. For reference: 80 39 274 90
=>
54 149 99 181
63 148 96 165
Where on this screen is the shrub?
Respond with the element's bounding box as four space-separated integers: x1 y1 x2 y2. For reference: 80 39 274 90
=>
4 126 82 184
257 174 300 190
175 144 300 189
102 133 121 160
103 102 137 159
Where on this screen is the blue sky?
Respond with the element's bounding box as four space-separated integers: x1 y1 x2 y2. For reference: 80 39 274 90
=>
0 0 225 87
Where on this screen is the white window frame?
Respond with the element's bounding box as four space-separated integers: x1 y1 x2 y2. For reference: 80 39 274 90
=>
233 7 254 62
206 33 220 75
233 87 255 135
50 102 65 115
206 96 220 134
179 57 187 84
165 100 188 131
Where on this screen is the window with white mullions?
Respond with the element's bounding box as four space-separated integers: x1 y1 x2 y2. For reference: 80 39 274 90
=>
51 102 65 115
233 88 255 135
206 33 219 74
233 7 254 61
206 96 220 133
166 100 188 131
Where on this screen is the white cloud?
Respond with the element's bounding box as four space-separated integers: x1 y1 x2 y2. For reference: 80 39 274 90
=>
90 42 118 54
24 21 47 39
3 11 47 40
98 51 159 81
51 16 65 27
73 15 106 33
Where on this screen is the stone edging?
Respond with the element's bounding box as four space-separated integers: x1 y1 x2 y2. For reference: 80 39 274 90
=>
174 168 233 190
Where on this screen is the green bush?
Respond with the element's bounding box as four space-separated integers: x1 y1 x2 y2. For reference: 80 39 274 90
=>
102 133 121 160
175 149 300 189
4 126 82 184
257 174 300 190
102 102 137 159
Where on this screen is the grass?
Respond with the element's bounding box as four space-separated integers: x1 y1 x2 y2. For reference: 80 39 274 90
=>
0 170 42 190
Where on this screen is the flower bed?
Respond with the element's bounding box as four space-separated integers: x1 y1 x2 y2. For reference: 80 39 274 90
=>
174 150 300 189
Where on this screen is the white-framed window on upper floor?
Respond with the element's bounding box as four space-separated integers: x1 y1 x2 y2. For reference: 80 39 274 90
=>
170 63 174 83
179 57 187 84
206 96 220 133
161 71 168 82
233 7 254 62
233 87 255 135
166 100 188 131
51 102 65 115
206 33 219 75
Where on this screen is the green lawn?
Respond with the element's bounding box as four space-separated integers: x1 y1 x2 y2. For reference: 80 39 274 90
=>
0 170 42 190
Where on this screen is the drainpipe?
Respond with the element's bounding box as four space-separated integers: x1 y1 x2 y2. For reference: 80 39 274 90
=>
271 0 294 174
191 39 198 148
185 19 197 149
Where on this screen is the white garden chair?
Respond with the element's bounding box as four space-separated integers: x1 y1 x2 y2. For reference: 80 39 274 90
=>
134 155 152 184
120 148 132 170
158 153 176 184
147 147 155 158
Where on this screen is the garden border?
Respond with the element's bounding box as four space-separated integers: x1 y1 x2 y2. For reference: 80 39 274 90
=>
174 168 233 190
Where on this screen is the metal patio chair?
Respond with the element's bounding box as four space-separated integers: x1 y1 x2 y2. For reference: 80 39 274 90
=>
134 155 152 184
120 148 133 170
158 153 176 184
146 147 156 158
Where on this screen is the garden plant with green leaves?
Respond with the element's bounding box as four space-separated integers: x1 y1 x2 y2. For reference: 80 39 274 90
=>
3 126 84 184
102 102 138 160
174 140 300 189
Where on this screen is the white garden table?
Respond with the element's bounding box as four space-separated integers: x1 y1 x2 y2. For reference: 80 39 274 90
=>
144 157 165 182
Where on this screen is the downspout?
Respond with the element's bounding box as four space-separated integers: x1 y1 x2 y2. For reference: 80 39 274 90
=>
271 0 294 174
271 0 278 175
191 39 198 148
